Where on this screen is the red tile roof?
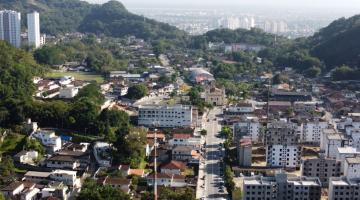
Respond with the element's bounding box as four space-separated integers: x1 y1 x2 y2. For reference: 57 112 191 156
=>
161 161 186 171
173 133 191 139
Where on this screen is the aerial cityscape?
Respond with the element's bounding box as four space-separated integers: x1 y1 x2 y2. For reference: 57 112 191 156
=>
0 0 360 200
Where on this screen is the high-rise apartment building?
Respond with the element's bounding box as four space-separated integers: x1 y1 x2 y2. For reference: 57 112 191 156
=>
0 10 21 48
27 11 41 48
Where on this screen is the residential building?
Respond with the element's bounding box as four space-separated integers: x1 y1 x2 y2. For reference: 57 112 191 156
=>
265 122 301 168
160 160 187 175
328 177 360 200
172 146 200 163
242 172 321 200
203 82 226 106
238 138 252 167
59 86 79 99
301 156 341 187
138 105 192 128
0 10 21 47
146 173 186 188
100 177 131 194
233 117 261 142
224 102 255 118
321 129 349 159
1 181 39 200
335 147 360 173
14 150 39 165
24 170 79 187
93 142 112 167
270 89 312 102
344 157 360 180
33 130 62 153
303 119 330 144
27 11 41 48
45 155 80 169
168 133 201 148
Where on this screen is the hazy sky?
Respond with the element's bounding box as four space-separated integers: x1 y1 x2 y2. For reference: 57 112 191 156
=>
86 0 360 9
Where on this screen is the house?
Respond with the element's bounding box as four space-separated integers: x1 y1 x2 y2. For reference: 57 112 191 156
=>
160 160 187 175
46 155 80 169
1 181 39 200
14 150 38 165
100 177 131 194
168 133 201 148
93 142 112 167
59 86 79 99
147 173 173 187
33 130 62 153
171 174 187 187
24 170 79 188
172 146 200 163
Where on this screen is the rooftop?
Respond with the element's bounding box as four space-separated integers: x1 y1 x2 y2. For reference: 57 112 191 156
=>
346 157 360 164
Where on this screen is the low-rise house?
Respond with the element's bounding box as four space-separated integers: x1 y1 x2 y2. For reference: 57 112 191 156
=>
171 174 187 187
24 170 79 188
168 133 201 148
93 142 112 167
100 177 131 194
146 173 187 188
172 146 200 163
33 130 62 153
46 155 80 170
59 86 79 99
14 150 39 165
160 160 187 175
1 181 39 200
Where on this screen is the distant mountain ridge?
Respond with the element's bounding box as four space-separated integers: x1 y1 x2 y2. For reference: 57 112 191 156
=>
0 0 187 42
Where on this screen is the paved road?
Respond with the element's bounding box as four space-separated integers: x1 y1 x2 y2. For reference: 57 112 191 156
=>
203 107 228 200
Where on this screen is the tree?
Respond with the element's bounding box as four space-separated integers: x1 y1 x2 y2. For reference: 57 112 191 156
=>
0 156 15 184
0 193 5 200
77 179 130 200
332 65 360 81
69 98 100 134
76 84 105 105
24 138 45 155
272 73 289 85
200 129 207 136
126 84 149 100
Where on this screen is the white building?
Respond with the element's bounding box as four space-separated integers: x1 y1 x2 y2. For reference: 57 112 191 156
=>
14 150 38 165
168 133 201 148
265 122 301 168
138 105 192 128
93 142 112 167
50 170 79 187
0 10 21 47
320 129 348 159
27 11 41 48
233 118 261 142
344 157 360 180
59 86 79 99
336 147 360 173
33 130 62 152
303 120 330 144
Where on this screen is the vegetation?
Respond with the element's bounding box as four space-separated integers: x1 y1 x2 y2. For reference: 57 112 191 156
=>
77 179 131 200
114 127 147 168
188 86 212 113
46 71 104 83
0 133 26 155
24 138 45 156
0 41 43 128
0 156 16 185
34 36 128 73
126 84 149 100
331 65 360 81
79 1 188 43
141 187 196 200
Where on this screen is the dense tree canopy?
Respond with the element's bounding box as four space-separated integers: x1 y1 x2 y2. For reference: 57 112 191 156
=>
77 179 131 200
126 84 149 100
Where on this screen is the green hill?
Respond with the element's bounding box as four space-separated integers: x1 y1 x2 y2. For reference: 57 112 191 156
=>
78 1 187 41
310 15 360 68
0 0 187 42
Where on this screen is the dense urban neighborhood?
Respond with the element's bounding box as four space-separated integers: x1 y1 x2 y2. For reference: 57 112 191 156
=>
1 0 360 200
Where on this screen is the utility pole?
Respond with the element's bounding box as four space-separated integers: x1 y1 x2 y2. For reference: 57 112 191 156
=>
153 121 159 200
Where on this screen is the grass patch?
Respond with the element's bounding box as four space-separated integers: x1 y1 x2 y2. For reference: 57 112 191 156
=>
0 133 26 156
46 71 105 84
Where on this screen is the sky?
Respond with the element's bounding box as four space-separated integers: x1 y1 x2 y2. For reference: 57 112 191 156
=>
85 0 360 9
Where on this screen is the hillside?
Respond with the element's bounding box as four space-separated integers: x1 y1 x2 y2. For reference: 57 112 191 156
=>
79 1 188 42
0 0 187 42
310 15 360 68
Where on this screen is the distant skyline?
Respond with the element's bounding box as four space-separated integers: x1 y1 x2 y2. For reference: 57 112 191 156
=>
85 0 360 10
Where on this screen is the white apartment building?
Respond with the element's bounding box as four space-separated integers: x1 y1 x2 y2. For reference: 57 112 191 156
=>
33 130 62 152
265 122 301 168
138 105 192 128
50 170 79 187
321 129 349 159
27 11 41 48
0 10 21 47
233 118 261 142
93 142 112 167
344 157 360 180
303 120 330 144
